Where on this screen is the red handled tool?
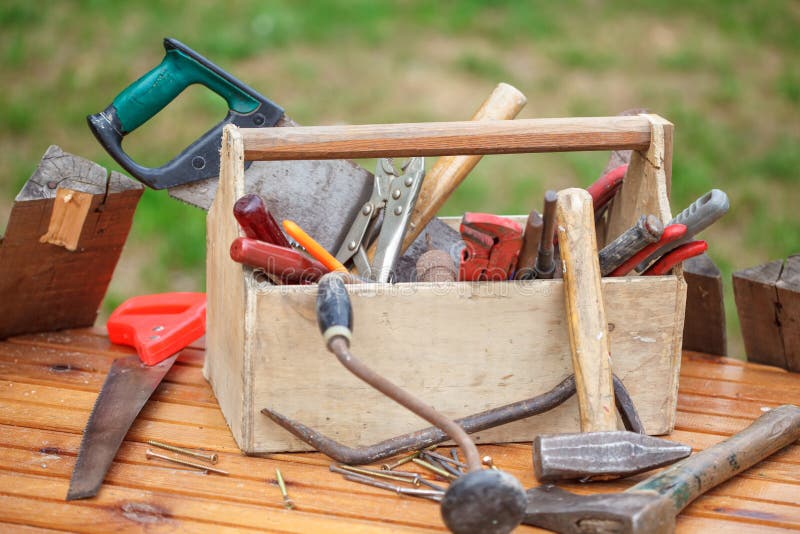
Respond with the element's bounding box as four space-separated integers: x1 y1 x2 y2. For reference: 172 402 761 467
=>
68 293 206 500
459 213 523 281
233 194 291 247
644 240 708 276
587 164 627 213
230 237 329 284
610 224 687 277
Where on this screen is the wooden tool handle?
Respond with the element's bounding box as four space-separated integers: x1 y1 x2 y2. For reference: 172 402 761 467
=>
631 404 800 514
556 188 616 432
403 83 527 251
361 83 526 265
239 115 652 161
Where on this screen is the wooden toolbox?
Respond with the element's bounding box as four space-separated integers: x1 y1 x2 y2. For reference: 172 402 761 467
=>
204 114 686 455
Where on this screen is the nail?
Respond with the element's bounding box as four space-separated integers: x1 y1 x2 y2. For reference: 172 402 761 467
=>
450 448 466 474
423 450 467 469
421 451 462 478
411 458 457 480
341 472 443 502
380 445 434 470
147 440 219 464
482 455 498 470
145 449 229 475
275 468 294 509
332 464 420 486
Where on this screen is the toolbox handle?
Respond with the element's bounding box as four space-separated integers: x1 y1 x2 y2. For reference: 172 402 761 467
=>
238 115 653 161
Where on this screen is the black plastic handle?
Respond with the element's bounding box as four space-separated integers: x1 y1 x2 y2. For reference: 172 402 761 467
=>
87 38 284 189
316 274 353 345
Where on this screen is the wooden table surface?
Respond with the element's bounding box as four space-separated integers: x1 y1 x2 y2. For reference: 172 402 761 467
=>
0 327 798 533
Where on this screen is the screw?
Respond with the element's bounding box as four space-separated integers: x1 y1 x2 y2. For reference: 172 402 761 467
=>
381 450 421 470
147 440 219 464
482 455 498 470
340 471 443 502
145 449 229 475
412 458 457 480
275 468 294 509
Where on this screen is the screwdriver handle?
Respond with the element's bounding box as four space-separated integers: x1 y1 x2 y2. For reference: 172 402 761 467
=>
316 274 353 347
233 194 290 247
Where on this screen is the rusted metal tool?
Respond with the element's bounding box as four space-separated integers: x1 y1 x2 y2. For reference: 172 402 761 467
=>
310 273 527 534
524 404 800 534
536 189 690 482
514 210 543 281
609 224 686 276
535 190 558 279
459 213 523 281
262 374 643 465
598 214 663 276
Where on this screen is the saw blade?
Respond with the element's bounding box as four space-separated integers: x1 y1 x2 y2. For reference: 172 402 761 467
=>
66 353 178 500
168 114 374 253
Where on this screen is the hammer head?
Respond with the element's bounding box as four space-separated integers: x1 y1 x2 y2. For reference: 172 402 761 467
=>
533 431 692 481
524 485 674 534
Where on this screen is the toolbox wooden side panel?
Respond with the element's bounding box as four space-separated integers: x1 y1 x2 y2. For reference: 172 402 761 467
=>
248 276 684 453
205 127 249 448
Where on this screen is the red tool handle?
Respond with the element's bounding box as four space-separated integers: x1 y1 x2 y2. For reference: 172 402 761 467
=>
233 194 291 247
643 240 707 276
587 164 627 212
230 237 329 283
107 292 206 366
609 224 687 276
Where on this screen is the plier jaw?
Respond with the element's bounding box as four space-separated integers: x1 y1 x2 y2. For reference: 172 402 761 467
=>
334 157 426 282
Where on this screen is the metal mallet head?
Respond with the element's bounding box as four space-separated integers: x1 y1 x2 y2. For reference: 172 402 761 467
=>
533 431 692 482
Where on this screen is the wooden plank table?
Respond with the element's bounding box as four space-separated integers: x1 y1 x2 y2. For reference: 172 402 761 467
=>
0 328 798 532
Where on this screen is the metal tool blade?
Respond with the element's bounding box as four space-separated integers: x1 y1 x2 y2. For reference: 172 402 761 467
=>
168 114 373 253
66 353 177 500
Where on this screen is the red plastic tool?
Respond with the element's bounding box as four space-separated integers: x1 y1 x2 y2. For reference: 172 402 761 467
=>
610 224 687 276
233 193 291 247
587 164 628 212
459 213 523 281
643 240 708 276
107 292 206 365
230 237 329 284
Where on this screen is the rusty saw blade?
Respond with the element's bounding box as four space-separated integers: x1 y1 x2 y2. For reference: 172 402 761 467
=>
169 115 373 253
66 353 177 500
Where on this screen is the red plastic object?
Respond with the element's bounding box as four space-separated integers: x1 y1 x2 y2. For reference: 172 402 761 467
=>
587 164 628 212
230 237 329 283
459 213 523 281
107 292 206 366
610 224 688 276
644 240 708 276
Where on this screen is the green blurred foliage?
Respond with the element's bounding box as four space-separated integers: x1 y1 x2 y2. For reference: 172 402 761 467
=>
1 0 798 357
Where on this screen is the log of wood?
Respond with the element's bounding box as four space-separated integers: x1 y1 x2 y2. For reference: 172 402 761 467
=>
733 255 800 371
683 254 727 356
0 146 143 339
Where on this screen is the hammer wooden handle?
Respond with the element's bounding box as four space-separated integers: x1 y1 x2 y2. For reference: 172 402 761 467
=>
239 115 652 161
364 83 526 265
631 404 800 514
557 188 616 432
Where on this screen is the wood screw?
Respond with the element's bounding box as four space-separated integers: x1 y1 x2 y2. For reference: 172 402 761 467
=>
145 449 229 475
147 440 219 464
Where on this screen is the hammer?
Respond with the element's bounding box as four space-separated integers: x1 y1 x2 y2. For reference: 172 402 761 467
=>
532 189 690 482
524 404 800 533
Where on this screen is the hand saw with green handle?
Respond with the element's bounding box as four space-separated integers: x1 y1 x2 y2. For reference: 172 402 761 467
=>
88 38 372 252
66 293 206 501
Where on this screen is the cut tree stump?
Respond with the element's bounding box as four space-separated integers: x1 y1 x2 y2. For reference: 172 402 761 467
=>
0 145 143 339
683 253 726 356
733 255 800 371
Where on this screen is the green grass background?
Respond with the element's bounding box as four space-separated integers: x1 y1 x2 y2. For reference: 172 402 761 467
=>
1 1 798 357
